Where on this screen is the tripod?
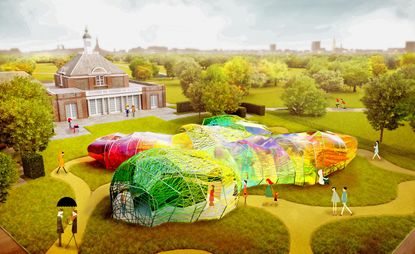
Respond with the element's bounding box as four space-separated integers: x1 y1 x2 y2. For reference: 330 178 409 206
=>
65 233 78 249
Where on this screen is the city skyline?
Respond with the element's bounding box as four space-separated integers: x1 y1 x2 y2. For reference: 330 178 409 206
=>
1 0 415 52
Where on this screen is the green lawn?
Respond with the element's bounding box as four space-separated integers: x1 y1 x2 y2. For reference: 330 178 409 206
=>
148 77 186 103
0 177 74 254
69 160 113 191
311 215 415 254
32 63 57 82
249 111 415 171
81 198 290 254
248 156 414 206
114 62 131 77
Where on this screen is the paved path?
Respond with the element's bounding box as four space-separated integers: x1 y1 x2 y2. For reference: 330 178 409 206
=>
46 157 109 254
0 227 28 254
52 108 198 140
45 148 415 254
394 229 415 254
267 107 366 112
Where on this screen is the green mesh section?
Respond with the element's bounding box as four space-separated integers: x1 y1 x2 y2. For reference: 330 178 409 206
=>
111 148 239 227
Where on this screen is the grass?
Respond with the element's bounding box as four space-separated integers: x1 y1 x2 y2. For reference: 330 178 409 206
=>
248 156 414 206
32 63 57 82
114 62 131 77
80 197 290 254
69 160 113 191
0 177 74 254
148 77 186 103
311 215 415 254
249 111 415 171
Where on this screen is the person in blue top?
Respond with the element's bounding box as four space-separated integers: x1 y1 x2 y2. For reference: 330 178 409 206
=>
341 187 353 216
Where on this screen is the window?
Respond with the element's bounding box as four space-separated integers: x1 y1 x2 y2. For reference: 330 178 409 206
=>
109 97 122 113
134 95 140 109
97 99 103 114
89 100 97 115
65 103 77 119
150 95 158 109
96 75 105 86
127 96 133 106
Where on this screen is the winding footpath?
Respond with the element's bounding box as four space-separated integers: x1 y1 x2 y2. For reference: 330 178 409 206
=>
45 149 415 254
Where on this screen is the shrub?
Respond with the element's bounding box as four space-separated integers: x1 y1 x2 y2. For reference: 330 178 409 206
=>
312 69 344 92
176 101 193 113
22 153 45 179
230 107 247 118
241 102 265 116
0 152 19 202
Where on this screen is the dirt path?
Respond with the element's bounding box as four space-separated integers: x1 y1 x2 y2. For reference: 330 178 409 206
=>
45 149 415 254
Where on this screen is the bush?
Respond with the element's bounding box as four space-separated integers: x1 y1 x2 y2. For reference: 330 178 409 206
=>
0 152 19 202
22 153 45 179
230 107 247 118
176 101 193 113
312 69 344 92
241 102 265 116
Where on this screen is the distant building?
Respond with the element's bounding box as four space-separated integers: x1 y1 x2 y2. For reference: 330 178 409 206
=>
45 28 166 122
405 41 415 53
270 44 276 52
311 41 321 52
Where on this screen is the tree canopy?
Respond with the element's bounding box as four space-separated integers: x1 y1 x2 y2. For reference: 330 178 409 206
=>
282 75 328 116
0 77 54 153
224 57 252 95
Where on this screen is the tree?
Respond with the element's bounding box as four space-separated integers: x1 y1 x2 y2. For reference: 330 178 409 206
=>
0 77 54 153
341 61 370 92
401 53 415 66
0 59 36 74
0 152 18 202
186 82 204 118
257 59 288 87
385 55 400 70
361 73 411 142
282 75 328 116
369 55 388 77
163 57 177 77
306 57 329 75
312 69 344 92
177 60 201 96
129 57 158 80
224 57 252 95
200 65 243 115
53 57 69 69
396 65 415 131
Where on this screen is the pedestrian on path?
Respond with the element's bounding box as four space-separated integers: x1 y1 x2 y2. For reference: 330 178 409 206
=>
67 117 72 129
372 140 381 160
131 105 136 117
341 98 346 109
57 208 64 247
243 180 248 206
57 151 67 174
331 187 340 215
340 187 353 216
125 105 130 117
335 98 340 108
265 178 274 197
209 185 215 207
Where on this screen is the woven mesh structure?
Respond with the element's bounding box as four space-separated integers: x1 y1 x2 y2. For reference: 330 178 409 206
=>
202 115 272 135
110 148 239 227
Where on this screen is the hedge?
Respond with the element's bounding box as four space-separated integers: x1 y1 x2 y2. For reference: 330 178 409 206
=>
22 153 45 179
240 102 265 116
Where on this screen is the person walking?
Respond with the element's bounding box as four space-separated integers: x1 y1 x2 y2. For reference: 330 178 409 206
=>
131 105 136 117
372 140 381 160
243 180 248 206
209 185 215 207
125 105 130 117
57 208 64 247
340 187 353 216
265 178 274 197
341 98 346 109
331 187 340 215
57 151 67 174
67 117 72 129
335 98 340 109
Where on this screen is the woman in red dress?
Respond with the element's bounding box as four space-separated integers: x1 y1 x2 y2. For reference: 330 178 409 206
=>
243 180 248 206
209 185 215 206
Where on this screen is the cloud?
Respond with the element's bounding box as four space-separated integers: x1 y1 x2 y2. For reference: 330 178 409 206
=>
0 0 414 51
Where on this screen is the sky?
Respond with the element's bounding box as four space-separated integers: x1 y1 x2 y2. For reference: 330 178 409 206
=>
0 0 414 52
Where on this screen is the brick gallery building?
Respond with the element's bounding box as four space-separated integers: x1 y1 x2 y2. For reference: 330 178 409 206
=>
45 28 166 122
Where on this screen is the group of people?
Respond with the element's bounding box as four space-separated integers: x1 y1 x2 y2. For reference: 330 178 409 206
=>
67 118 80 133
56 208 78 248
125 104 136 117
335 98 347 109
